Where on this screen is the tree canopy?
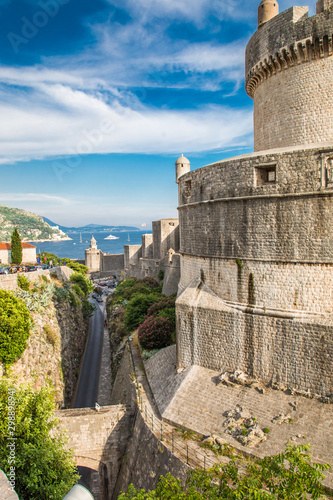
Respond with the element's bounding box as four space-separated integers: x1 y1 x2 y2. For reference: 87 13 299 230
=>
118 444 330 500
0 381 79 500
11 228 22 265
0 291 31 368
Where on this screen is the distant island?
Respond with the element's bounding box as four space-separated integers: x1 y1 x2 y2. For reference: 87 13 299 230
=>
0 205 70 243
42 217 140 234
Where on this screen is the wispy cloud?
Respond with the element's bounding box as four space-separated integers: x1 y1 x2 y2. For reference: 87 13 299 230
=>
0 79 253 163
0 193 70 204
0 0 260 165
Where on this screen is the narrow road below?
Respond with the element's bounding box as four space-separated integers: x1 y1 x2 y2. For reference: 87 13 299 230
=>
72 300 104 408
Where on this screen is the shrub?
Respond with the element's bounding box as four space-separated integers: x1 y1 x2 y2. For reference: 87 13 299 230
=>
65 260 89 275
0 291 31 368
121 283 153 300
158 308 176 342
141 276 162 291
114 278 137 297
138 315 173 350
82 298 95 318
158 270 164 281
0 381 79 500
119 444 331 500
17 275 30 291
147 297 175 317
43 325 57 347
125 293 162 332
69 273 93 297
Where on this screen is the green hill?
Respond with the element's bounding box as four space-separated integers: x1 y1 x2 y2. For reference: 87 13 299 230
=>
0 205 67 242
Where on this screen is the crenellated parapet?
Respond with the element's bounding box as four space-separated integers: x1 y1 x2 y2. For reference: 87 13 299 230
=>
246 1 333 151
246 30 333 98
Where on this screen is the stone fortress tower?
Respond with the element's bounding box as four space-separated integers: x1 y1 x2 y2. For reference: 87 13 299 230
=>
247 0 333 151
175 0 333 399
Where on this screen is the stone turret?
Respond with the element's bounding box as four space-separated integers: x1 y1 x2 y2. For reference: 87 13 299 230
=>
258 0 279 28
89 235 97 250
175 154 190 184
85 235 100 273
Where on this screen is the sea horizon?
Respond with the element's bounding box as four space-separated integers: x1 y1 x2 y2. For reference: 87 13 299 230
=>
33 230 149 260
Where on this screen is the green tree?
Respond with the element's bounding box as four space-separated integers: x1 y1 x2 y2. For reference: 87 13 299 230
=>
69 272 94 296
125 293 163 332
119 444 330 499
0 291 31 368
11 228 22 265
0 381 79 500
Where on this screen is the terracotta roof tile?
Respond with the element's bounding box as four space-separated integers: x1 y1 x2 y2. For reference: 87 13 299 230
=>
0 243 36 250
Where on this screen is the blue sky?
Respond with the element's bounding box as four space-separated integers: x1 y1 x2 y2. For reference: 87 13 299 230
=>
0 0 316 227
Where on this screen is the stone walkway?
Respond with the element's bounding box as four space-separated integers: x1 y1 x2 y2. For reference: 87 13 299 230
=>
97 299 112 406
145 345 333 489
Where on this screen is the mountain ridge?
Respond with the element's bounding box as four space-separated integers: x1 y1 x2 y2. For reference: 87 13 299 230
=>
42 217 140 233
0 205 67 243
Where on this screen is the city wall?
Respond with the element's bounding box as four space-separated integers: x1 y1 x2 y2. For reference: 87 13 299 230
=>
0 266 73 291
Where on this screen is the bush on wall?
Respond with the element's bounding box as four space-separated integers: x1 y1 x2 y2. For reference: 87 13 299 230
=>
124 293 163 332
138 315 173 350
0 291 31 368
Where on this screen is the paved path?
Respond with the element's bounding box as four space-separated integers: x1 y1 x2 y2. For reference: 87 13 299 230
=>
72 300 104 408
97 297 112 406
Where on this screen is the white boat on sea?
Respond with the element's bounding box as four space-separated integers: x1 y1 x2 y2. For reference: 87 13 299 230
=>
104 234 119 240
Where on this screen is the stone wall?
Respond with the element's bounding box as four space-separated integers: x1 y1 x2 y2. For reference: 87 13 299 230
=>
152 219 179 259
162 254 181 297
57 406 133 500
124 245 142 270
245 5 333 150
101 254 124 277
113 408 189 499
179 255 333 315
176 279 333 398
178 146 333 314
177 145 333 397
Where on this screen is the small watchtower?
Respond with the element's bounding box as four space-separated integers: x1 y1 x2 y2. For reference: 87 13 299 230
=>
258 0 279 28
175 154 190 184
85 236 101 273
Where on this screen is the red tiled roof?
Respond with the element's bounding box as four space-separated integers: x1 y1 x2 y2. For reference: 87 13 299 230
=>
0 243 36 250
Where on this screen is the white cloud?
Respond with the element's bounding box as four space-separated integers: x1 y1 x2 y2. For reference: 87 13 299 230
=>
0 80 253 163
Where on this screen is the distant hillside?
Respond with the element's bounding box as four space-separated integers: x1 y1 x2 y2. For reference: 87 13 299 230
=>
42 217 140 233
0 205 67 242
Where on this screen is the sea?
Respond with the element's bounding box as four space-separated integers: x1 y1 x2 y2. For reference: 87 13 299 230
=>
32 231 148 260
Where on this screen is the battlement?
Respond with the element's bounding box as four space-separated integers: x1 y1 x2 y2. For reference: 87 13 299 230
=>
246 1 333 151
246 5 333 97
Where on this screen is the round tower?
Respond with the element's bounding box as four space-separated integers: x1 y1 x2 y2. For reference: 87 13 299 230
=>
175 154 190 184
246 0 333 151
258 0 279 28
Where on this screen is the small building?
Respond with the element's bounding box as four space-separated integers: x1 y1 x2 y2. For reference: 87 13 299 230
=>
0 242 37 265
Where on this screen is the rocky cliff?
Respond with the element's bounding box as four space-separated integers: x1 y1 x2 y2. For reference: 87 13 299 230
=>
0 272 88 407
